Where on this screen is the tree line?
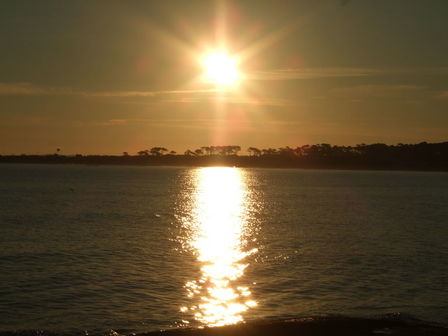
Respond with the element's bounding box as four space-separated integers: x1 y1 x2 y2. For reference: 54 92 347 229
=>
134 142 447 159
2 142 447 171
134 145 242 157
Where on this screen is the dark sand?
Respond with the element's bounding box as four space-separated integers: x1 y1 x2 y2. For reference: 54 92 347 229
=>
142 316 448 336
1 316 447 336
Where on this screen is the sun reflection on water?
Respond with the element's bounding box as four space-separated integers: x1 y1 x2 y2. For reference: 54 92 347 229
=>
180 167 258 327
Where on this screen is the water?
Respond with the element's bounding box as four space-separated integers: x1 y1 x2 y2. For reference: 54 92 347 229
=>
0 164 447 333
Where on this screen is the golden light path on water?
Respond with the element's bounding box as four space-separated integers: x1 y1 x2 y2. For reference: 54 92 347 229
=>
180 167 258 327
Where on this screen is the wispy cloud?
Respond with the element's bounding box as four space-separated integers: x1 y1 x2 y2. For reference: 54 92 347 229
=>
0 82 72 96
0 82 220 97
248 67 380 81
0 82 295 106
90 88 296 106
435 91 448 100
330 84 425 99
248 66 448 81
88 88 220 97
161 95 295 107
2 66 447 105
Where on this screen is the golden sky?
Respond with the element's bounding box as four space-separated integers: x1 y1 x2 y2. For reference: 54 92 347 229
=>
1 0 448 154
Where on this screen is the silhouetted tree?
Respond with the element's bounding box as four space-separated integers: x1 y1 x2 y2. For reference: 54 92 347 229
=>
210 146 219 155
278 146 295 156
137 150 149 156
293 147 303 156
248 147 262 156
261 148 278 155
194 149 204 156
149 147 168 156
230 145 241 155
201 146 212 155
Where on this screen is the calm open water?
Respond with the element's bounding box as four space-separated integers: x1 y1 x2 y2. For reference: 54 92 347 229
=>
0 164 447 333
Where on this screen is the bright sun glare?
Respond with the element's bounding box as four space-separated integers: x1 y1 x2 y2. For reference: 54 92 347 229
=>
203 51 240 86
180 167 258 327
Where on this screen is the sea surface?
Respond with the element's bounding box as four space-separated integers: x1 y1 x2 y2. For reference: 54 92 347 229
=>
0 164 447 334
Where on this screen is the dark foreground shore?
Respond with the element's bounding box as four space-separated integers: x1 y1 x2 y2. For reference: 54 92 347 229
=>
147 316 447 336
2 316 447 336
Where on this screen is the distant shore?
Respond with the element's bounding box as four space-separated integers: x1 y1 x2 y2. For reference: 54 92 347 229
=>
1 153 447 172
2 142 448 171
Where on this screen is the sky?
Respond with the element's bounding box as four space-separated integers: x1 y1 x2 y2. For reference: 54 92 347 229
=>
1 0 448 155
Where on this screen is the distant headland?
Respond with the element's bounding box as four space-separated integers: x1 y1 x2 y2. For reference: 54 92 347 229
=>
1 142 447 171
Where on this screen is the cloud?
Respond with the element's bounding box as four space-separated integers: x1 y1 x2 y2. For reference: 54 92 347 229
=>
0 82 220 97
88 88 220 97
248 66 448 81
0 82 295 106
219 96 295 106
0 82 70 96
90 88 295 106
330 84 425 99
2 66 446 104
248 67 380 81
435 91 448 100
161 95 295 107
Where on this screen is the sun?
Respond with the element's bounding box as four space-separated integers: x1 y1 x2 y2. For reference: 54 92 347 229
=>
202 51 240 87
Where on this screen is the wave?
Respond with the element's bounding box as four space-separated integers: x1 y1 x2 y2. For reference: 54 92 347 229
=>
1 314 447 336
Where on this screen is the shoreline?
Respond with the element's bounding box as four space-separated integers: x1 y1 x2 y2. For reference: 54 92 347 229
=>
1 155 447 172
1 316 447 336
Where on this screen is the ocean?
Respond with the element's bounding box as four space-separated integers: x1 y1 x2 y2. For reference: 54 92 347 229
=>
0 164 447 334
